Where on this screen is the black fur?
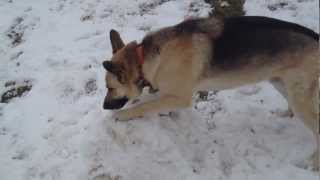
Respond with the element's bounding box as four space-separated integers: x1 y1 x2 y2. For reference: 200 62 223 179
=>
224 16 319 40
212 16 319 69
175 19 206 34
103 61 113 71
141 35 160 57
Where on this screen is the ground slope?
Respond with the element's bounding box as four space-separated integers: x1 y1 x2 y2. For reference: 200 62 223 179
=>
0 0 318 180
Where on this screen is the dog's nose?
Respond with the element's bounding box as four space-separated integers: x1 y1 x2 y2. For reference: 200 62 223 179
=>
103 97 129 110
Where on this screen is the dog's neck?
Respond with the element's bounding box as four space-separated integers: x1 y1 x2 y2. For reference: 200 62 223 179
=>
135 44 154 91
137 45 161 93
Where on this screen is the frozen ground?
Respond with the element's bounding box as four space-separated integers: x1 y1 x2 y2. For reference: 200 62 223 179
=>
0 0 319 180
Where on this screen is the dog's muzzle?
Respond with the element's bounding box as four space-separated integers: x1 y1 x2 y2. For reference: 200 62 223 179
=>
103 97 129 110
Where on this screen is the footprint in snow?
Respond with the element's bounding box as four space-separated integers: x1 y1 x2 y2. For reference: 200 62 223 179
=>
93 174 121 180
237 85 262 96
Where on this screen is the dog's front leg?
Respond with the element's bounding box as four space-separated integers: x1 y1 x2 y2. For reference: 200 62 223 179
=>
113 95 192 121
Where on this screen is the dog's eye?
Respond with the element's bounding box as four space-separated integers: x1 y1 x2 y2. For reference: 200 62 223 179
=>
108 88 115 91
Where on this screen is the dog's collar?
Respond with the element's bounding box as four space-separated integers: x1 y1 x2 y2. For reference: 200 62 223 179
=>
135 44 144 66
135 44 157 93
135 44 148 89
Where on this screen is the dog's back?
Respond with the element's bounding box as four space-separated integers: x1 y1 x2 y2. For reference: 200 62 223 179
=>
142 16 318 68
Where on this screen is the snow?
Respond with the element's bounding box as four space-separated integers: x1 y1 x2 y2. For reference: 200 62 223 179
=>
0 0 318 180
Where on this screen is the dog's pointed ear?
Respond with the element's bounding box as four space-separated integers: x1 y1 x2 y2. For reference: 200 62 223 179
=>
110 29 125 54
103 61 125 83
103 61 114 72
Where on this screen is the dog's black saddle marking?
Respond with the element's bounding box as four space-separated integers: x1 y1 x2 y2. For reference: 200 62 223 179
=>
212 16 319 69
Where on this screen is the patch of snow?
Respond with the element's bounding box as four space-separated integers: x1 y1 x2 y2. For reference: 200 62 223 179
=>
0 0 318 180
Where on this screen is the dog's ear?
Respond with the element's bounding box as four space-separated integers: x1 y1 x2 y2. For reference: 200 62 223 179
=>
110 29 125 54
103 61 114 71
103 61 125 83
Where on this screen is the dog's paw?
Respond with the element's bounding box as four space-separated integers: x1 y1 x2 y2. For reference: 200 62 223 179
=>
112 110 142 121
112 110 131 121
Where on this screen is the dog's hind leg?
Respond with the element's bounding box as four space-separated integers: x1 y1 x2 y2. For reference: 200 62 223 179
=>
269 77 294 117
270 77 288 99
283 76 319 170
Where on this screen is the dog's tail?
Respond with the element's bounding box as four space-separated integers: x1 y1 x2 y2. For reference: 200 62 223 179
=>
175 17 223 38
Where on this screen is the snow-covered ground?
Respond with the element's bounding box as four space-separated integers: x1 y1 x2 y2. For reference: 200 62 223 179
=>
0 0 318 180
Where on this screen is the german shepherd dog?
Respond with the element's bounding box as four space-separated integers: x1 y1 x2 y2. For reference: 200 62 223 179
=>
102 16 319 168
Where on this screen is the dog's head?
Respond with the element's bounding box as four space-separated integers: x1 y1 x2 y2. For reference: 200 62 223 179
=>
102 30 143 110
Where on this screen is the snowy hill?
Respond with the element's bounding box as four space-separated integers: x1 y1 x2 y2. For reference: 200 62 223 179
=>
0 0 319 180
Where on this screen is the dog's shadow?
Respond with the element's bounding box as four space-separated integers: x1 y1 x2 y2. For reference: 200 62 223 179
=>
157 110 233 175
